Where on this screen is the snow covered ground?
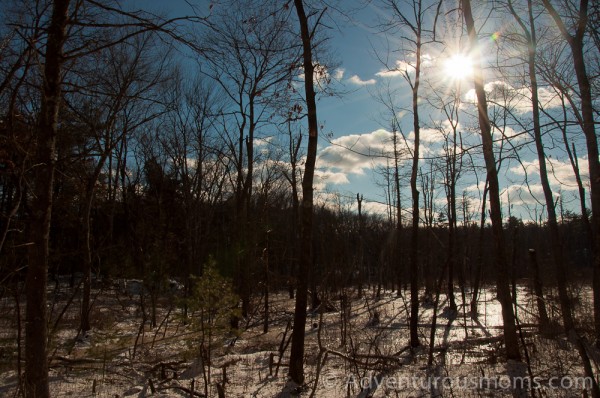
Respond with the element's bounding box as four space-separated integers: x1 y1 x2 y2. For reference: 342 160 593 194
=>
0 281 596 397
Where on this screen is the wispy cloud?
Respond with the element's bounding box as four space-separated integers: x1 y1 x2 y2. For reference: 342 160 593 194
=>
348 74 376 86
376 60 414 77
375 54 434 78
254 136 274 147
501 184 545 206
509 157 589 191
407 126 447 144
318 129 395 175
464 81 563 113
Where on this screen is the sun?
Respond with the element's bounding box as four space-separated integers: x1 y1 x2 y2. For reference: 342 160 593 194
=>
444 54 473 81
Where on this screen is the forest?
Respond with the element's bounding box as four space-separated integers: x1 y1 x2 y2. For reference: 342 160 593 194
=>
1 0 599 397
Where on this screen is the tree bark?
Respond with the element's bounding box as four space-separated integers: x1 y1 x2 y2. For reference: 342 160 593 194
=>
80 154 109 333
462 0 521 361
25 1 70 397
392 130 403 297
289 0 320 385
507 0 573 333
446 124 459 313
470 179 488 315
408 18 422 349
527 249 550 334
541 0 600 349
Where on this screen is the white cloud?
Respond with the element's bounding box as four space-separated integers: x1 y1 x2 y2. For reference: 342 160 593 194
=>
317 122 464 190
407 126 448 144
314 169 350 187
318 129 395 174
464 80 509 103
375 53 433 79
509 157 589 191
492 125 526 142
376 60 414 77
464 81 563 113
254 136 274 147
501 184 545 206
421 53 433 67
348 74 376 86
298 63 341 88
464 181 487 194
362 200 392 216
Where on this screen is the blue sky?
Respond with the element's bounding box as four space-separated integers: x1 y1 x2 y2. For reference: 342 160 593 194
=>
135 0 591 222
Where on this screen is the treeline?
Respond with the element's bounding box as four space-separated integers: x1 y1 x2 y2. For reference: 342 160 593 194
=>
3 147 592 299
4 167 594 288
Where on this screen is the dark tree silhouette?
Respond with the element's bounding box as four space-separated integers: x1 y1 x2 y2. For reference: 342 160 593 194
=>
461 0 521 362
25 2 70 396
289 0 322 385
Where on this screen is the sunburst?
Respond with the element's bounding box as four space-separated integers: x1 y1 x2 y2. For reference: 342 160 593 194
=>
444 54 473 81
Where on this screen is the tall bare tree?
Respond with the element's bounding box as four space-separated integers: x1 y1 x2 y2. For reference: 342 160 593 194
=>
541 0 600 348
506 0 572 333
69 31 168 333
201 1 298 319
289 0 322 385
377 0 442 348
25 2 70 396
461 0 521 361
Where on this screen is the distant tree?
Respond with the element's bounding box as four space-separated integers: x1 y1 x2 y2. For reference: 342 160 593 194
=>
69 30 169 334
158 75 226 319
201 0 299 320
377 0 443 349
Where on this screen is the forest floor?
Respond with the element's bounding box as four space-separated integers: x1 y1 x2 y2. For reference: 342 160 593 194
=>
0 279 597 397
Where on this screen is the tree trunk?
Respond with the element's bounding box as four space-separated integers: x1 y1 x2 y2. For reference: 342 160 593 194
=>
462 0 521 361
356 193 364 298
447 156 457 312
289 0 319 385
542 0 600 348
80 154 109 333
25 1 69 397
470 180 488 315
392 130 403 297
527 249 550 334
408 24 422 349
264 231 270 334
508 0 574 333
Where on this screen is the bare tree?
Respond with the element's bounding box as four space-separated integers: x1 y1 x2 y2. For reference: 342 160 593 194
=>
16 1 210 393
200 1 299 320
461 0 521 361
289 0 324 385
159 75 225 319
67 30 169 333
377 0 442 348
25 2 70 396
506 0 572 332
427 79 466 313
541 0 600 348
